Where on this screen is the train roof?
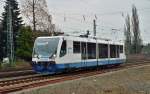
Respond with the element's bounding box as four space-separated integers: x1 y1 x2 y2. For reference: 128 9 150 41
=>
36 35 124 45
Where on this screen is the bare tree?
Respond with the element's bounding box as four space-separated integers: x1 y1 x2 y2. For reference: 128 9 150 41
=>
131 5 142 54
21 0 53 33
124 14 132 55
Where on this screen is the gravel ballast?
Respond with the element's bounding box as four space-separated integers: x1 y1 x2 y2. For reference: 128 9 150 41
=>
13 64 150 94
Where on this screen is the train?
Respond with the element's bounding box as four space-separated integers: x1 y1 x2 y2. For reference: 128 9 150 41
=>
32 35 126 74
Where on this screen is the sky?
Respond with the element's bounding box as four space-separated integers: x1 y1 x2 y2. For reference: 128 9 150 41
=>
46 0 150 44
0 0 150 44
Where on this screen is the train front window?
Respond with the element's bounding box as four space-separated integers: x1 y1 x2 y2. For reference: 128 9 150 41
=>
33 38 59 58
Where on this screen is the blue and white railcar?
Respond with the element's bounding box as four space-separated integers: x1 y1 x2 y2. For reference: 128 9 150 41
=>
32 35 126 74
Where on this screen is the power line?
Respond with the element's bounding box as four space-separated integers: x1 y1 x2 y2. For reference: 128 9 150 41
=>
59 16 123 31
51 7 150 17
50 7 150 27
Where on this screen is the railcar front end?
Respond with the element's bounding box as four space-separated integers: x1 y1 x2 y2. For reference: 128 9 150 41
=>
32 37 61 74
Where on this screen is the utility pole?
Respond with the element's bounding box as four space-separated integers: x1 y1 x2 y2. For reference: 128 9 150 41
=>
93 19 98 69
51 24 55 36
93 19 97 37
7 0 14 65
48 15 52 35
33 0 36 32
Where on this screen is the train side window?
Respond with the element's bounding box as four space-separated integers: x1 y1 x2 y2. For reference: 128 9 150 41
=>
120 45 123 53
73 41 80 53
81 42 87 60
60 40 67 57
116 45 119 58
110 45 117 58
99 44 108 58
87 42 96 59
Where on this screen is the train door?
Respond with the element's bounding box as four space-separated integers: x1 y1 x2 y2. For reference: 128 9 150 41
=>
81 42 87 68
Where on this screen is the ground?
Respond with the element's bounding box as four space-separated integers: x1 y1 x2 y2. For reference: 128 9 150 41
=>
0 59 31 72
15 64 150 94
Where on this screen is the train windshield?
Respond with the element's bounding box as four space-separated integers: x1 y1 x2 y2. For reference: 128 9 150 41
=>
33 38 59 58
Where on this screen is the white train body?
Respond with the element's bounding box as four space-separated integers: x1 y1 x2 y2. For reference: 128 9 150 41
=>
32 35 126 73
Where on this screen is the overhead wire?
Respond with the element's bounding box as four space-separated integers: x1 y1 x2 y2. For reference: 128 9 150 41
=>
52 7 150 33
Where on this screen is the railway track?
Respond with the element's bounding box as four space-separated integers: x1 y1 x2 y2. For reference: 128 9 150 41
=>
0 60 150 94
0 70 36 79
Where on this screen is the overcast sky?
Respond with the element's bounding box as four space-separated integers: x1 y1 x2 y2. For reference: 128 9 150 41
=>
46 0 150 44
0 0 150 44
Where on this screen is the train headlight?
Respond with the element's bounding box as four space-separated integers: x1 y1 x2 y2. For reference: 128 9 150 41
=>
53 54 56 58
50 54 56 59
34 54 40 59
34 55 38 58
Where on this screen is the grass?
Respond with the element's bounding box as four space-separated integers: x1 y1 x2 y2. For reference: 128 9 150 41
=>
15 59 31 69
0 59 31 71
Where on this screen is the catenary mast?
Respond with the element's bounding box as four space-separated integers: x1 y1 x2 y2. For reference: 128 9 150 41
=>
6 0 14 64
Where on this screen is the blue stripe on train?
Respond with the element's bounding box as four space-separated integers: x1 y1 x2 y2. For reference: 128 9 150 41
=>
33 59 125 74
